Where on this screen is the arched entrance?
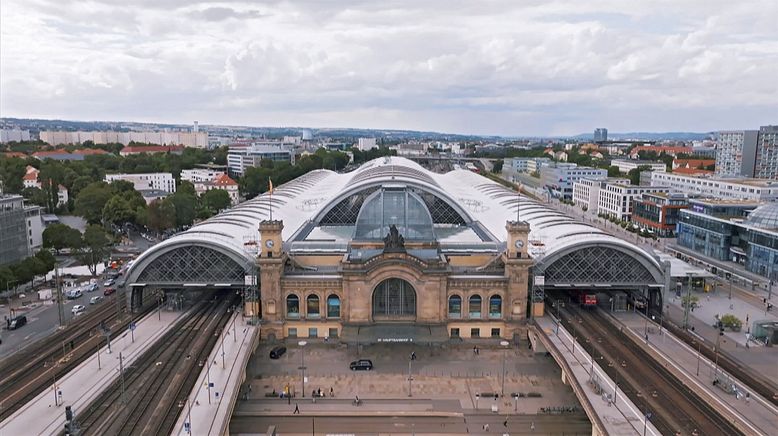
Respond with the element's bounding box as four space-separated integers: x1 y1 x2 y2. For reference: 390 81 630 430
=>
372 278 416 320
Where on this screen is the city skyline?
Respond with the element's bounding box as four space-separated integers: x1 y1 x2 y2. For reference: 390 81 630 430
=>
1 0 777 136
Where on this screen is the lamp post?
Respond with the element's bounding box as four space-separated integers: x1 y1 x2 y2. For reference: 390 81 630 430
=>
407 353 413 397
298 340 307 398
714 322 724 380
694 340 701 376
555 299 562 334
683 272 695 330
500 340 510 396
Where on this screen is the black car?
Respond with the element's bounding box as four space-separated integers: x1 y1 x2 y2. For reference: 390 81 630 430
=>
269 346 287 359
349 359 373 371
7 315 27 330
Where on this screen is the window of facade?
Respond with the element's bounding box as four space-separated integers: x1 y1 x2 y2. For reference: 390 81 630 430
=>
327 294 341 318
306 294 320 318
470 328 480 338
308 327 318 338
286 294 300 318
489 295 502 318
469 295 482 318
448 295 462 318
491 328 501 338
328 328 339 338
450 328 460 337
288 327 297 338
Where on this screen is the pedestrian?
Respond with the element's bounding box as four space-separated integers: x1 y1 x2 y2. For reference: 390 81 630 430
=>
294 403 300 414
473 345 478 355
317 388 322 397
330 386 334 397
746 392 751 404
530 421 535 431
484 423 489 431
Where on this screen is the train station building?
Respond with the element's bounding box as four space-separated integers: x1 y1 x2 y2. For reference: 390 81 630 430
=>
121 157 667 343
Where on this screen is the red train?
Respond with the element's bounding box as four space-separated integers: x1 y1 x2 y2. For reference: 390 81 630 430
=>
576 290 598 308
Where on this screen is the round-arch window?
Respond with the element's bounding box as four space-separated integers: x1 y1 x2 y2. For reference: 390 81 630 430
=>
448 295 462 318
286 294 300 318
372 278 416 318
327 294 340 318
489 295 502 318
469 295 482 318
307 294 320 318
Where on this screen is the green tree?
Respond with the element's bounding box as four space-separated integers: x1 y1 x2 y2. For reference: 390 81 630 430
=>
102 196 136 226
76 225 110 276
607 165 621 177
35 249 57 271
75 182 113 223
627 165 652 185
201 189 231 214
42 223 83 253
492 159 504 173
0 266 16 292
0 157 26 194
147 199 176 232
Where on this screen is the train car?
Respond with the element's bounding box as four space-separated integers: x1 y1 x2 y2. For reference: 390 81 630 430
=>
576 290 598 308
627 293 647 310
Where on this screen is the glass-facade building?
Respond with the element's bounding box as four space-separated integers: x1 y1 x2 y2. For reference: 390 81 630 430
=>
0 195 30 266
677 200 778 280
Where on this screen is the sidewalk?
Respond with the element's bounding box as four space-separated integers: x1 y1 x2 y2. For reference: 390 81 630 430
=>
0 308 185 436
535 316 660 436
234 398 464 417
613 311 778 436
173 313 259 436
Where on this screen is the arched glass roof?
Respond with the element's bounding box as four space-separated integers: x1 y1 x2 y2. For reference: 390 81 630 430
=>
745 204 778 230
354 188 435 240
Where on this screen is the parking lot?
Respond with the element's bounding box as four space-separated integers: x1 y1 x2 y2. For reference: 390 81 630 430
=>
245 341 581 413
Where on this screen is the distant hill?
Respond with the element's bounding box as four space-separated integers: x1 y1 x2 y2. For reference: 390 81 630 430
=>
571 132 714 141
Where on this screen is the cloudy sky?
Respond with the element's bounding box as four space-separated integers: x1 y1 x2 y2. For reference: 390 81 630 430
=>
1 0 776 136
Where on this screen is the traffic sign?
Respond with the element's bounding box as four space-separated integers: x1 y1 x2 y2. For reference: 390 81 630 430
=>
129 322 136 331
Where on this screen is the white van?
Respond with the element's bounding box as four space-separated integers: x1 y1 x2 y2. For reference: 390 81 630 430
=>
65 289 83 299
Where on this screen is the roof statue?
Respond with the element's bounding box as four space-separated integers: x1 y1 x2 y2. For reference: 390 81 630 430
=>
383 224 406 253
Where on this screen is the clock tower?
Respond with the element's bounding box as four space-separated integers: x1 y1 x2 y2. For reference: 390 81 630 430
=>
506 220 530 259
257 220 285 339
503 220 533 325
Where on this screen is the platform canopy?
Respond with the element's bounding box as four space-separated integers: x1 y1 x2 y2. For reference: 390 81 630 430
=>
122 157 664 289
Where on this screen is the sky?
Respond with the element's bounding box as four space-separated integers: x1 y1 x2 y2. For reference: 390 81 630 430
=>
1 0 777 136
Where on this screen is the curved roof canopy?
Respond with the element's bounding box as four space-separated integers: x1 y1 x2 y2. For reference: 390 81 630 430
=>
123 156 663 287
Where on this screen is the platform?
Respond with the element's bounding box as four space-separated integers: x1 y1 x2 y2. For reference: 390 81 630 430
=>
534 316 660 436
0 309 185 435
612 311 778 436
173 313 259 436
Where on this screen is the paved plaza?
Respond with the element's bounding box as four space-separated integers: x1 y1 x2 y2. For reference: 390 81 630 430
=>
243 341 581 415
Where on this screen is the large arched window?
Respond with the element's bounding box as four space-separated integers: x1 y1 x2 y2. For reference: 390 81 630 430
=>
489 295 502 318
306 294 320 318
372 278 416 318
286 294 300 318
327 294 341 318
354 189 435 240
469 295 482 318
448 295 462 318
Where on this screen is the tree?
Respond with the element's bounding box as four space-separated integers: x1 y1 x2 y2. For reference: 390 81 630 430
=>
0 157 26 194
102 195 137 226
76 225 110 276
492 159 504 173
201 189 231 214
607 165 621 177
75 182 113 223
627 165 652 185
35 249 57 272
42 223 82 253
0 266 15 292
147 199 176 232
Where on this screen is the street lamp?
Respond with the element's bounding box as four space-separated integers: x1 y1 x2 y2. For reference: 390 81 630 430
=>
500 340 510 396
298 340 307 398
693 340 701 376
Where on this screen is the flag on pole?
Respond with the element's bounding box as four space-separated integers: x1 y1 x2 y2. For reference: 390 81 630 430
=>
269 178 274 195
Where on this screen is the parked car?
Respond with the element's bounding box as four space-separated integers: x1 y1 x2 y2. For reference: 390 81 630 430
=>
103 287 116 296
89 296 103 305
349 359 374 371
269 346 287 359
103 279 115 287
7 315 27 330
65 289 83 299
72 305 86 315
85 283 98 292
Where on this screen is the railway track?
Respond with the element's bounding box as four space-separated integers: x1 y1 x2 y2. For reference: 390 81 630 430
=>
550 293 743 436
74 293 236 435
0 293 152 421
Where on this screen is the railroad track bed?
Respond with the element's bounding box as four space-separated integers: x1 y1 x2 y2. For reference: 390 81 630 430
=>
73 293 237 435
548 292 742 436
0 295 154 422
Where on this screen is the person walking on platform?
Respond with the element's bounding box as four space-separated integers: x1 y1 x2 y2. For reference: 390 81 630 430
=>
293 403 300 414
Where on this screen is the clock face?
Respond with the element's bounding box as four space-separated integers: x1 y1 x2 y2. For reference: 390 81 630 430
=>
515 240 524 249
265 239 275 249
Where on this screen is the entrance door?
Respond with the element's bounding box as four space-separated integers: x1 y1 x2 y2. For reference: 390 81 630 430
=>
372 278 416 319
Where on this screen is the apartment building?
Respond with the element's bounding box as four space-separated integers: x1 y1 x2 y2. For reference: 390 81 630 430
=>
105 173 176 193
650 172 778 202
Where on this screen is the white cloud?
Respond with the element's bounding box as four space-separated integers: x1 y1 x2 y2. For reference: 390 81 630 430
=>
1 0 776 135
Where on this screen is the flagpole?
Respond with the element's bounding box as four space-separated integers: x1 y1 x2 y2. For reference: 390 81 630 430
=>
516 183 521 222
269 178 273 221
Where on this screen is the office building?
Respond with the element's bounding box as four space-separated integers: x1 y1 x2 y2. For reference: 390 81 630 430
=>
593 128 608 142
631 192 690 237
181 168 225 183
611 159 666 174
105 173 176 193
357 138 377 151
0 195 30 266
715 130 759 177
505 157 550 173
755 125 778 179
25 206 44 253
227 143 294 177
650 172 778 202
572 177 629 213
540 163 607 199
